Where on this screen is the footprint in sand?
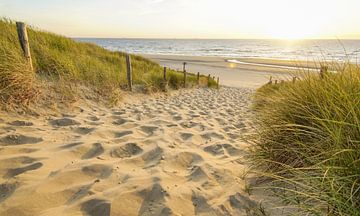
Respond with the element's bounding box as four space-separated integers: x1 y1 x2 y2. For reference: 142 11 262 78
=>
67 183 94 204
0 156 39 170
180 121 198 129
139 125 160 136
7 120 33 126
4 162 43 179
59 142 83 150
204 144 243 157
180 132 193 141
188 166 209 182
0 134 43 146
50 118 80 127
112 118 127 125
171 152 203 169
74 127 96 135
229 193 257 212
138 183 171 216
110 143 143 158
81 164 112 179
222 144 244 156
82 143 104 159
201 132 224 140
88 116 100 122
203 144 224 156
191 192 218 216
81 199 111 216
0 182 18 203
172 115 182 121
115 130 133 138
142 147 164 169
113 110 126 116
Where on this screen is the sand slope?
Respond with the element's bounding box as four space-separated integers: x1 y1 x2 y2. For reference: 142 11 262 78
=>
0 87 268 216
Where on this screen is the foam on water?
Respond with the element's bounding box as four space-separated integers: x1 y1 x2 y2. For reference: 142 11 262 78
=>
75 38 360 62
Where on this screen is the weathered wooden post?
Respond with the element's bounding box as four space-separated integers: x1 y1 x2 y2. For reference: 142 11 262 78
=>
292 76 297 83
320 65 328 79
126 54 133 91
217 77 219 89
268 76 273 84
183 62 187 88
163 67 167 81
197 72 200 86
207 74 211 87
275 80 278 85
163 66 168 91
16 22 33 71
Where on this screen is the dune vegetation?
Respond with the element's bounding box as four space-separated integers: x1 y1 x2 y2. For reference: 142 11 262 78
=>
0 19 217 109
252 64 360 215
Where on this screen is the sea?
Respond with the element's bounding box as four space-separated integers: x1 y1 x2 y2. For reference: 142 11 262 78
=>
75 38 360 63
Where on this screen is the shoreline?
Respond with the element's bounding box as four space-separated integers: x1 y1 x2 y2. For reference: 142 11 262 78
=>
141 54 320 88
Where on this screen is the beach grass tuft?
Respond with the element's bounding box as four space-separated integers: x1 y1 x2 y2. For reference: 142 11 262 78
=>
251 63 360 215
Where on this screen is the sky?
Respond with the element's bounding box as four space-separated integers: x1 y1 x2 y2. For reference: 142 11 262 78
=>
1 0 360 39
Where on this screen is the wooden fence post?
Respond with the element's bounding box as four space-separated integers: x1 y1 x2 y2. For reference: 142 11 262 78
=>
207 74 211 87
183 62 187 72
16 22 33 71
275 80 278 85
183 62 187 88
268 76 273 84
217 77 219 89
197 72 200 86
126 54 133 91
163 67 167 81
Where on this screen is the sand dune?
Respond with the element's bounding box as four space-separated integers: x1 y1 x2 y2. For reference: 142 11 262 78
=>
0 87 274 216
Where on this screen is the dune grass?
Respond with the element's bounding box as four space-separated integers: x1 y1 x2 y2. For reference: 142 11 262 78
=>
0 19 217 108
251 64 360 215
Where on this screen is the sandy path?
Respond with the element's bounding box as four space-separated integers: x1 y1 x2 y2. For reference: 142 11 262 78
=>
0 87 269 216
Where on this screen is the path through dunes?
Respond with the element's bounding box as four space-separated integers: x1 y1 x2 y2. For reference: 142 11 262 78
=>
0 87 269 216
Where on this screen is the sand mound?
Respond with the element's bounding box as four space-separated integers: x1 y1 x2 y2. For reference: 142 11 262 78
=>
110 143 143 158
7 120 33 127
82 143 104 159
50 118 80 126
0 134 43 145
0 182 18 203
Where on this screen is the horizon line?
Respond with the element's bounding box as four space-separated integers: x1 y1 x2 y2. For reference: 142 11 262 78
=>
72 37 360 40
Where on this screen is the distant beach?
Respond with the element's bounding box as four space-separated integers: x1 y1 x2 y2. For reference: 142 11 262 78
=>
76 38 360 88
142 54 324 88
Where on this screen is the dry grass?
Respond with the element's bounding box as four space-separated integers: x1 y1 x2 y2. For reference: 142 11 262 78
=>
251 63 360 215
0 19 217 109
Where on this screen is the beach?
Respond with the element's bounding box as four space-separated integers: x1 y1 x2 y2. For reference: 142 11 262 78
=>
1 1 359 214
0 86 280 216
142 54 318 88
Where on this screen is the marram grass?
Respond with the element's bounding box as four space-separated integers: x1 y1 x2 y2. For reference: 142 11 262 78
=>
252 64 360 215
0 19 217 108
